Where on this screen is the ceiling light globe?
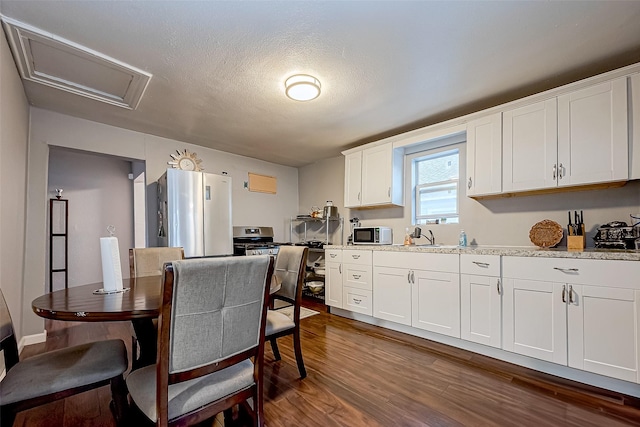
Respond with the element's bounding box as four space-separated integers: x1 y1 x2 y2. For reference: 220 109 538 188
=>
285 74 321 101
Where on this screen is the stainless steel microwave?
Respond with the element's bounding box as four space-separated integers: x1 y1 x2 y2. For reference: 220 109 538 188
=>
352 226 393 245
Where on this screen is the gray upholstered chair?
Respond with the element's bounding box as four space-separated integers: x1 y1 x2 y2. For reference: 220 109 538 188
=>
0 289 129 427
129 247 185 278
265 245 309 378
126 255 274 427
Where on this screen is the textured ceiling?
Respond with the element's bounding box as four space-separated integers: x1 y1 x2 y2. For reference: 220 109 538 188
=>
1 1 640 167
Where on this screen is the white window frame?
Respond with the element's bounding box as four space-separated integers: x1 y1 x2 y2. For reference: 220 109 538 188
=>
408 146 460 225
414 178 459 223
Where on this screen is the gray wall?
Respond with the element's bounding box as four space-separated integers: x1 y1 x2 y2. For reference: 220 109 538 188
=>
21 108 299 337
0 30 29 344
47 148 135 286
299 150 640 248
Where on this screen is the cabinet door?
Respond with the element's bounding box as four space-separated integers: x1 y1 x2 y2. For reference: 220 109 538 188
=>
344 151 362 207
503 99 558 192
325 262 343 308
466 112 502 197
502 278 567 364
557 77 628 186
412 270 460 338
568 285 639 383
373 266 412 326
460 274 501 348
361 144 392 205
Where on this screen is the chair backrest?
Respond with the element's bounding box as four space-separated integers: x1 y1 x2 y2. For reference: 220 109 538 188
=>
158 254 274 374
272 246 308 306
0 289 20 371
129 247 184 278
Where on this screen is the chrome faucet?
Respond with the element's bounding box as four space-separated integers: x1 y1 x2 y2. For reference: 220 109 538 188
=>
410 227 436 245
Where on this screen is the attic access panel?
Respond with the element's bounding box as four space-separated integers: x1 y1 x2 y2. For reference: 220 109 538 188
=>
1 16 151 110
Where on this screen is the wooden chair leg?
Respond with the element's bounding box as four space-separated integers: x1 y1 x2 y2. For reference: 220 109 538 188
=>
270 338 281 361
109 374 129 426
293 327 307 379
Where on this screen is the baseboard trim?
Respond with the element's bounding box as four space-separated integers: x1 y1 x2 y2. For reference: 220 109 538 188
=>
18 330 47 353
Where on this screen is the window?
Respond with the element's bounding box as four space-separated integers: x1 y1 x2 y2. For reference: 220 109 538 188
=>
413 149 459 224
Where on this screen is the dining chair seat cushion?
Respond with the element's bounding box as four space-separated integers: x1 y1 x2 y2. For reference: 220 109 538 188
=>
0 339 127 405
265 310 295 335
126 359 255 422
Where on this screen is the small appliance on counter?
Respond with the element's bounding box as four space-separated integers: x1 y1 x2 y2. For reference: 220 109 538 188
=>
353 226 393 245
593 220 640 250
347 217 360 245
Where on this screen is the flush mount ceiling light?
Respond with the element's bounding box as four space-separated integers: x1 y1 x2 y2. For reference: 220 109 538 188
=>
285 74 321 101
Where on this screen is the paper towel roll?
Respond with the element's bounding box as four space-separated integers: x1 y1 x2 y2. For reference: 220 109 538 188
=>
100 237 123 291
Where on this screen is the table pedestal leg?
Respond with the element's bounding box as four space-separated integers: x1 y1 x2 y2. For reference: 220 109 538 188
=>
131 318 157 369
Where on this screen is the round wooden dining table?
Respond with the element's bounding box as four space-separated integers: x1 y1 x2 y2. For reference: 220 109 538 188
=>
32 272 282 368
32 275 163 368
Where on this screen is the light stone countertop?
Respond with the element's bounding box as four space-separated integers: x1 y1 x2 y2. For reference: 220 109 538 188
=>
324 244 640 261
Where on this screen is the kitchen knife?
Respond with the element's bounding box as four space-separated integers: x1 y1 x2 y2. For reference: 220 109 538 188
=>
568 211 573 235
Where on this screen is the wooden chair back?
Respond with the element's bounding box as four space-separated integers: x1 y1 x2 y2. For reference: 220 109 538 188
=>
0 289 19 371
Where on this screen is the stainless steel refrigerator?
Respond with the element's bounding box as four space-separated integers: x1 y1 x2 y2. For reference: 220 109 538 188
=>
157 169 232 257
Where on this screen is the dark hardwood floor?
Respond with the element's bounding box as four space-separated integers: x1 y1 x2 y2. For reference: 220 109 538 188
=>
14 299 640 426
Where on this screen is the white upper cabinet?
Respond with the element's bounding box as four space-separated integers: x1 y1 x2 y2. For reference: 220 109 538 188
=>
344 142 404 208
557 77 628 186
503 99 558 192
466 112 502 197
500 76 630 195
344 151 363 207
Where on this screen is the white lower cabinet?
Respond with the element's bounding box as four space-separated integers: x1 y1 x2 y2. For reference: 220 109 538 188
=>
568 285 640 383
460 255 502 348
412 268 460 338
325 249 343 308
372 266 412 326
341 249 373 315
503 256 640 383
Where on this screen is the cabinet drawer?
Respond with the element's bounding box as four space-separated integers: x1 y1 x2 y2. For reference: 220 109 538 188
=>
343 286 373 315
503 257 640 289
325 249 342 262
460 254 501 276
373 251 459 273
344 264 372 290
343 249 372 265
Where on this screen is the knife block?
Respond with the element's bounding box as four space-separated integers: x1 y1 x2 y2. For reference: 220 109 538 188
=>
567 234 586 250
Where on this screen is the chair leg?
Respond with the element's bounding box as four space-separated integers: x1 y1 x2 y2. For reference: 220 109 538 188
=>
1 406 16 427
109 374 129 426
223 408 234 427
293 327 307 379
270 338 281 361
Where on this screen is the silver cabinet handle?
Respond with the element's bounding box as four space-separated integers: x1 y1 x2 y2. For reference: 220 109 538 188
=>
339 264 342 274
411 271 415 284
468 177 472 189
353 298 362 304
472 261 490 268
352 274 361 280
330 253 337 258
407 271 411 283
358 191 361 201
388 187 391 197
352 254 360 259
558 163 564 179
562 284 566 303
497 279 501 294
554 267 579 274
553 164 557 180
568 285 574 304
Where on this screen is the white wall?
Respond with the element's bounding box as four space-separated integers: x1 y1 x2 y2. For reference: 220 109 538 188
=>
299 149 640 248
0 30 29 343
21 108 299 337
47 148 134 286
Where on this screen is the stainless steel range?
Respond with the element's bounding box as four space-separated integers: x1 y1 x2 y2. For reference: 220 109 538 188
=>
233 226 286 256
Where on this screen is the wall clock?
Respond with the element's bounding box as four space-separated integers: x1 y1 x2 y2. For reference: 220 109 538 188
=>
167 149 203 171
